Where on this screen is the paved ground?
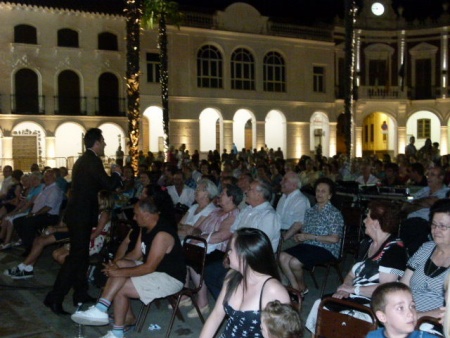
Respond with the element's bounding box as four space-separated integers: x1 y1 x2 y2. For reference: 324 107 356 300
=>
0 243 354 338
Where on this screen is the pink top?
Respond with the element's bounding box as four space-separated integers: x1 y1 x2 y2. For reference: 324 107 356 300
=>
198 208 239 252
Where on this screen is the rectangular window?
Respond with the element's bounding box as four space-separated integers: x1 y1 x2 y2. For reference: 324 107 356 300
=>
313 66 325 93
146 53 160 83
365 125 368 143
417 119 431 139
370 124 374 143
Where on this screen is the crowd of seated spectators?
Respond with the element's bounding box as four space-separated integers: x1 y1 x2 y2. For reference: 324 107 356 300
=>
3 139 450 337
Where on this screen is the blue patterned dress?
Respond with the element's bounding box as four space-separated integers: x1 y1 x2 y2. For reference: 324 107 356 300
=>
219 278 273 338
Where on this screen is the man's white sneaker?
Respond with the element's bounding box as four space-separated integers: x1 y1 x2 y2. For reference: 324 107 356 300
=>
71 305 109 326
100 331 120 338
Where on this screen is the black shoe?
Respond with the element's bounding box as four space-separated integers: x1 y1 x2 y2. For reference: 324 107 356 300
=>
43 298 70 315
73 295 97 307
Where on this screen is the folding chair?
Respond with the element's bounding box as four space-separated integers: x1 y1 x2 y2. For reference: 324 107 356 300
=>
341 206 364 258
314 297 377 338
135 235 208 337
306 225 347 296
415 316 444 336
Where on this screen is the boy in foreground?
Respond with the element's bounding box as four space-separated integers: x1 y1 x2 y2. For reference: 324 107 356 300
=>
368 282 437 338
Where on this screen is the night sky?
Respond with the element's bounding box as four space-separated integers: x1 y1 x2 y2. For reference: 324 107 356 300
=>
7 0 449 25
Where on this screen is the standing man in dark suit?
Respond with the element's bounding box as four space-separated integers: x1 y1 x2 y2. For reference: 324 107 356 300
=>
44 128 122 315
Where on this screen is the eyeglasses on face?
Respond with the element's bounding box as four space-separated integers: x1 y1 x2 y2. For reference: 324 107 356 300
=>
431 223 450 231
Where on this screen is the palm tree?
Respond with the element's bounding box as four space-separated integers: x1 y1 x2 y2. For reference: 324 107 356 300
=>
124 0 143 172
343 0 358 159
143 0 183 160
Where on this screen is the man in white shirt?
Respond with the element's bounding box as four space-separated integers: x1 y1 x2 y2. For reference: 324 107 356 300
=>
355 163 379 186
206 179 280 300
13 169 63 256
276 172 310 248
231 179 281 252
167 171 195 207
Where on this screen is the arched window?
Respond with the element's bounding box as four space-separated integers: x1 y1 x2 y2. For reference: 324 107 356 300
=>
263 51 286 92
58 70 81 115
197 45 223 88
98 73 120 116
98 32 118 51
14 24 37 44
231 48 255 90
57 28 79 48
14 69 39 114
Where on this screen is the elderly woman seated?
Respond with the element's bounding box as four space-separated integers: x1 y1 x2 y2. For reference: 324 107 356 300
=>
401 198 450 320
305 200 408 333
181 183 243 318
279 177 344 294
178 178 218 238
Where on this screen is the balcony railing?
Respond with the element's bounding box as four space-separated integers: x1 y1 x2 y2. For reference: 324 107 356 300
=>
94 97 126 117
360 86 403 99
53 96 87 115
10 94 46 114
7 95 126 116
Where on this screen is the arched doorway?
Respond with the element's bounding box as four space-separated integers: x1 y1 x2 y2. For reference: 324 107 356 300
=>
310 112 330 157
143 106 165 153
199 108 222 153
265 110 286 155
407 111 441 152
336 113 347 155
98 122 126 159
233 109 256 151
11 122 46 170
362 112 397 158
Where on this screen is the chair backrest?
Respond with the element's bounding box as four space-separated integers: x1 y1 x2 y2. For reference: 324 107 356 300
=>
285 286 302 312
341 206 364 257
183 235 208 291
337 221 347 261
314 297 377 338
415 316 444 336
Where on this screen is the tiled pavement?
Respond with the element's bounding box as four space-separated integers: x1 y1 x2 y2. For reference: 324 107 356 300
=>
0 244 353 338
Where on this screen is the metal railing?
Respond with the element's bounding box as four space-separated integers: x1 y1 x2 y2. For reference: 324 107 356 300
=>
10 94 46 114
94 97 126 117
53 96 87 115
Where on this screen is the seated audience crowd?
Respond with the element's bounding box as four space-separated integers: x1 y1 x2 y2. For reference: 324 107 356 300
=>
3 140 450 338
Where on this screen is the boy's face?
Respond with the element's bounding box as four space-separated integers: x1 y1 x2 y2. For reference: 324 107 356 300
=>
376 290 417 337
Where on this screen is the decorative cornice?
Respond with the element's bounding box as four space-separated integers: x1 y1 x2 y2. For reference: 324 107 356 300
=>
0 1 124 20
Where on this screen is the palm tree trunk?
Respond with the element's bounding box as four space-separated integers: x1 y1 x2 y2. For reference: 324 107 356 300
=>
125 0 143 171
159 14 170 159
344 0 357 159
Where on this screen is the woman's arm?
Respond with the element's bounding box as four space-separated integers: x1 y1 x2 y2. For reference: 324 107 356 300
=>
199 276 227 338
294 232 339 244
417 307 446 320
205 214 236 244
90 210 111 240
349 271 399 298
400 268 413 286
333 270 356 298
283 222 302 241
